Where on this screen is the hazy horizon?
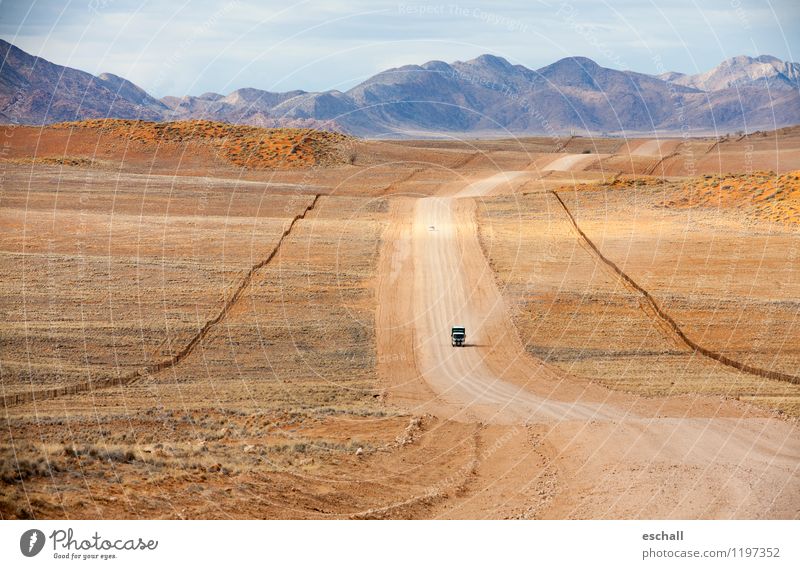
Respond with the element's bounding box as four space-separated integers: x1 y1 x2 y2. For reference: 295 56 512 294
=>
1 0 798 97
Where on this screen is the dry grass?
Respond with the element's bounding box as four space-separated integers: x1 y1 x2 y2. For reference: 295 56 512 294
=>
0 406 399 519
478 177 800 416
0 160 402 519
0 170 309 395
2 156 104 167
663 170 800 227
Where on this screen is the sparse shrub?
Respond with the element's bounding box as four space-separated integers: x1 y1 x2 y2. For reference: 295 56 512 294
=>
0 447 62 483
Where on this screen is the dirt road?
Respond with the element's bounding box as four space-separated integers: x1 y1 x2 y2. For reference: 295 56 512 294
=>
377 170 800 518
540 153 598 171
627 138 688 157
411 174 622 423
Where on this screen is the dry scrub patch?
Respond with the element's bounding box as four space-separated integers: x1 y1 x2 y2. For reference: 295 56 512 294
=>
390 135 623 155
1 409 482 519
663 171 800 227
1 120 355 177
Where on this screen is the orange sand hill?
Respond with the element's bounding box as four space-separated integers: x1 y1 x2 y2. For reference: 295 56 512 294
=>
664 171 800 227
549 175 665 193
49 119 353 169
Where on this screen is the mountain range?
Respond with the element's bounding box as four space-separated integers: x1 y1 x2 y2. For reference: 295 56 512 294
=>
1 38 798 137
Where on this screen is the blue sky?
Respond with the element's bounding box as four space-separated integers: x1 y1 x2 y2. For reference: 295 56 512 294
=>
1 0 798 97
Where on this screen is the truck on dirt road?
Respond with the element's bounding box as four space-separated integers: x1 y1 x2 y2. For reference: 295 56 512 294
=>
451 326 466 347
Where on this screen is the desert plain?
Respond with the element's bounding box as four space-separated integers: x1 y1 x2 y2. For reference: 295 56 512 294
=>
1 120 799 519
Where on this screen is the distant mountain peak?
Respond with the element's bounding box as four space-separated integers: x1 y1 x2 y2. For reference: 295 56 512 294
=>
658 71 686 82
534 56 607 91
421 60 452 72
551 56 600 69
722 54 782 66
468 54 513 69
661 54 799 91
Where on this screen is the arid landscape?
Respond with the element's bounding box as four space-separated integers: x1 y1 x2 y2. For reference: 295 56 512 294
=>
1 119 799 519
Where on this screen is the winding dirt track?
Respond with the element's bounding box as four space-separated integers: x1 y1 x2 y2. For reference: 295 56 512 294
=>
412 174 622 423
540 153 597 172
376 170 800 519
630 139 671 156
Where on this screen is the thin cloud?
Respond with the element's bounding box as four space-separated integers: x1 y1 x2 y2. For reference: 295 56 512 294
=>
1 0 796 96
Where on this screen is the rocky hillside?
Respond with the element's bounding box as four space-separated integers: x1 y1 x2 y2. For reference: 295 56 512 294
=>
0 39 165 123
659 55 800 92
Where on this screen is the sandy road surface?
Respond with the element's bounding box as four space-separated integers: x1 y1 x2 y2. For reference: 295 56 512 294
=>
377 170 800 518
631 139 667 156
540 153 598 171
628 138 684 157
412 174 623 423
